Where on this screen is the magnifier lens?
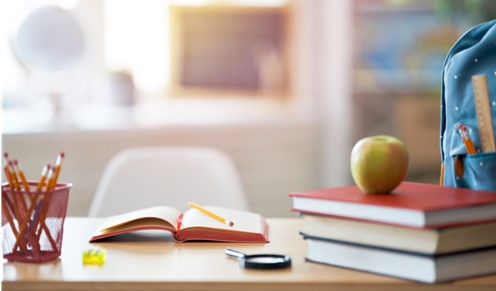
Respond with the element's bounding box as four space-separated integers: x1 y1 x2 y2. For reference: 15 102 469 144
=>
242 255 291 269
246 257 287 264
225 249 291 269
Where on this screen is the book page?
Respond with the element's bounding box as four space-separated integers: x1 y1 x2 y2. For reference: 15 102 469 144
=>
98 206 182 233
180 206 263 234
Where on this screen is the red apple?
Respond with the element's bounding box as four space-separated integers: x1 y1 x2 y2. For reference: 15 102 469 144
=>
350 135 409 194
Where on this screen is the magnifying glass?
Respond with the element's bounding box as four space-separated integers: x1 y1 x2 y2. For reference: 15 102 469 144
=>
225 248 291 269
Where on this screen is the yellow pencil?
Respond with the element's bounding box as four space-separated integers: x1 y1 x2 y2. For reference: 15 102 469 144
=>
48 152 64 190
6 160 21 191
3 153 13 187
31 164 58 252
37 164 51 192
3 157 23 225
458 124 477 155
12 160 44 257
3 154 28 252
13 160 31 193
188 202 234 227
2 154 19 218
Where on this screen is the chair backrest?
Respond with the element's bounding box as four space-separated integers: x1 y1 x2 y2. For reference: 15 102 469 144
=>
88 146 249 217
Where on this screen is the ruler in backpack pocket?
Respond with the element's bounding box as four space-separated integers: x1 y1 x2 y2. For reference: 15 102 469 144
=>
471 74 496 152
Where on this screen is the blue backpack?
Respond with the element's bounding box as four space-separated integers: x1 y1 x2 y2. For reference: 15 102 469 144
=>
441 19 496 191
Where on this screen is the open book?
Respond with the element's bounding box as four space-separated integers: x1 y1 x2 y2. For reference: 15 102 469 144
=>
89 206 269 242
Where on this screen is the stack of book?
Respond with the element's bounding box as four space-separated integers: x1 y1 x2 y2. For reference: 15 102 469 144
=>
289 182 496 283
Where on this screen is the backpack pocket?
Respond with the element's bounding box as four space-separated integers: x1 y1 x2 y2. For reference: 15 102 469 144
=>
462 152 496 190
447 122 496 190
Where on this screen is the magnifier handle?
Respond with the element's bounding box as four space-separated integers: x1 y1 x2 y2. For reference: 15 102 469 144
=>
225 248 246 259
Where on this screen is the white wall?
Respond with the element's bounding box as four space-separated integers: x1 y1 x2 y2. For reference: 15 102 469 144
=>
3 122 317 217
315 0 354 187
293 0 354 188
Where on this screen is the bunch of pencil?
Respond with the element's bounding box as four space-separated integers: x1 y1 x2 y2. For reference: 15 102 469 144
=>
2 152 65 259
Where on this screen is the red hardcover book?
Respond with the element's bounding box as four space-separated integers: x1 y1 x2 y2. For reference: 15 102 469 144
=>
289 182 496 228
89 206 269 243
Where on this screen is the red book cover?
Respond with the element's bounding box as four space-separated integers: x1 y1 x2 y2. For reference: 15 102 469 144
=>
289 182 496 227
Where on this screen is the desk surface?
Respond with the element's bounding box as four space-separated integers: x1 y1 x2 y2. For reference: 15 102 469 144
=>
3 217 496 291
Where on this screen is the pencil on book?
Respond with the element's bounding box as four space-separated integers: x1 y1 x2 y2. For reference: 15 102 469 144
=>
188 202 234 227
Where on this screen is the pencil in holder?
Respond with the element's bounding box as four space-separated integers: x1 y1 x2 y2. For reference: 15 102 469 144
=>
1 182 72 263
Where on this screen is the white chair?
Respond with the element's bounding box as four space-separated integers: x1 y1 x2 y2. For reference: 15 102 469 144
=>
88 146 249 217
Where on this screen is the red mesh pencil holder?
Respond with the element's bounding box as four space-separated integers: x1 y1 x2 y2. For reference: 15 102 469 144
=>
2 182 71 263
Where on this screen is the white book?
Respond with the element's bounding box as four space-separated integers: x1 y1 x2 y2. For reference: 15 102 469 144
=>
305 237 496 283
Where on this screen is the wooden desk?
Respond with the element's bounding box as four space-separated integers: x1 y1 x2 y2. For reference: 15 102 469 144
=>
3 218 496 291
